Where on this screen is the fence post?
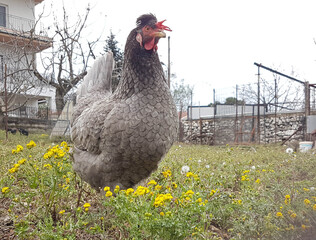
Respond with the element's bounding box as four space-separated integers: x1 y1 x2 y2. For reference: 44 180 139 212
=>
305 81 310 140
257 65 261 144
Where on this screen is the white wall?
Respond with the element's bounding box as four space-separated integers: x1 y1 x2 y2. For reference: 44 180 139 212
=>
0 0 35 21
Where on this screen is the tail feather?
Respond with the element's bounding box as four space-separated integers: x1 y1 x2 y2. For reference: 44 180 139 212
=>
76 52 114 101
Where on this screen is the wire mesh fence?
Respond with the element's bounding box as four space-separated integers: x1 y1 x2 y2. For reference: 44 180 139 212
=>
182 64 316 145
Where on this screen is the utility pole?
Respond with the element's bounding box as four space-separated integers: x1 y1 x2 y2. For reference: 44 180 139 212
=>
257 65 260 144
4 64 8 140
168 36 171 88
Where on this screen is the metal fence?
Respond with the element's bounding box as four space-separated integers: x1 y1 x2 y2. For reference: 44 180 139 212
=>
7 106 49 120
182 64 316 145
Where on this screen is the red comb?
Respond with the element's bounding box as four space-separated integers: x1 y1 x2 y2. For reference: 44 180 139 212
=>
156 20 172 31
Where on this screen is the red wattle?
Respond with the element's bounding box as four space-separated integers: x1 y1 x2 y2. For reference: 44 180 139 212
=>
144 38 155 50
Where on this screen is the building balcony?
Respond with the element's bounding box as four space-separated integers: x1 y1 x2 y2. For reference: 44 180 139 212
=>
0 12 52 52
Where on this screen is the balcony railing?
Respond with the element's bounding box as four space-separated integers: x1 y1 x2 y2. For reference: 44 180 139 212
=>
0 12 49 37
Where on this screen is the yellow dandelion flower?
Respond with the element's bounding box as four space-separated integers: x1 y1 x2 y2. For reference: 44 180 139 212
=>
104 186 110 192
162 170 172 178
126 188 134 195
172 182 178 189
147 180 157 186
160 212 165 216
59 210 65 215
186 172 194 178
196 198 202 203
285 195 291 199
301 224 306 230
26 140 36 149
303 188 310 192
209 189 216 196
313 204 316 211
83 203 91 208
276 212 283 217
290 213 297 218
255 178 260 184
11 149 16 154
1 187 9 193
304 199 311 205
114 185 120 193
155 185 162 191
133 186 149 196
105 191 113 197
185 190 194 196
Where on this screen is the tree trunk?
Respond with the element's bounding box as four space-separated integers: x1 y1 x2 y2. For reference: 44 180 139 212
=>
55 88 65 115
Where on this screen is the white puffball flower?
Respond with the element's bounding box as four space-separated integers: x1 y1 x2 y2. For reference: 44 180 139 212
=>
286 148 294 154
310 187 315 192
251 166 256 170
181 166 190 174
205 165 210 169
222 162 226 166
198 160 202 163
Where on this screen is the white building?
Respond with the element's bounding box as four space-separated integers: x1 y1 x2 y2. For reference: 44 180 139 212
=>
0 0 54 119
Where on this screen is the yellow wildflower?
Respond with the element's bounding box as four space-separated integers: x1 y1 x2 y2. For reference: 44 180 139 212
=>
301 224 306 230
285 195 291 199
196 198 202 203
147 180 157 186
160 212 165 216
83 203 90 208
209 189 217 196
185 190 194 196
154 193 173 207
154 185 162 191
290 213 297 218
114 185 120 193
83 203 91 210
162 170 172 178
255 178 260 184
303 188 310 192
276 212 283 217
59 210 65 215
104 186 110 192
1 187 9 194
105 191 113 197
313 204 316 211
11 149 16 154
16 145 23 153
26 140 36 149
186 172 194 178
126 188 134 195
304 199 311 206
133 186 149 196
172 182 178 189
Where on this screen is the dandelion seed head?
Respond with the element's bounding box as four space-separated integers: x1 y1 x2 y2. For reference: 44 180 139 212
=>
181 165 190 174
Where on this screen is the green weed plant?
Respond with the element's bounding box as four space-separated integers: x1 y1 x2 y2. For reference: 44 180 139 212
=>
0 131 315 239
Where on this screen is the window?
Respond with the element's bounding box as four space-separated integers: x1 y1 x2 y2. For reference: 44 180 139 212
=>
0 5 6 27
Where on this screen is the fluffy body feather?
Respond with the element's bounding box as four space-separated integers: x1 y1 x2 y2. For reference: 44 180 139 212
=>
71 14 178 191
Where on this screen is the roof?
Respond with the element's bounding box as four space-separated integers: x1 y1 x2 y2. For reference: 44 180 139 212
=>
35 0 44 5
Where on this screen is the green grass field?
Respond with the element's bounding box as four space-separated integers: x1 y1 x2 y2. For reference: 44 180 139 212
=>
0 130 315 239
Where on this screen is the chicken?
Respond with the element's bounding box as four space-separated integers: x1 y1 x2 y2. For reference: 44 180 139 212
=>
71 14 178 191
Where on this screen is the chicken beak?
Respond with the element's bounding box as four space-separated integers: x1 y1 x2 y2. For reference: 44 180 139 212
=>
152 29 166 38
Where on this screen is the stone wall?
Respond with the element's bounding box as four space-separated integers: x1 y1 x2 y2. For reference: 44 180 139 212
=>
6 117 56 133
182 112 306 145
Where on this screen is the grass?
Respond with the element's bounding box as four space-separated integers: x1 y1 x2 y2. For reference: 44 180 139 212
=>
0 130 315 239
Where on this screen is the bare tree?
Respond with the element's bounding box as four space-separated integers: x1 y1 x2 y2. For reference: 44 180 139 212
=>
240 67 304 112
33 4 102 113
0 8 49 134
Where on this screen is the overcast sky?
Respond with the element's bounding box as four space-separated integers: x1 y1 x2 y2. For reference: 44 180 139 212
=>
37 0 316 105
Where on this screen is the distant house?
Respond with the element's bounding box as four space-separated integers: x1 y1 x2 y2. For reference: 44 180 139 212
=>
0 0 54 120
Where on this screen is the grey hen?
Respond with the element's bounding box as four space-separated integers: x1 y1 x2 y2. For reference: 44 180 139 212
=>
71 14 178 191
